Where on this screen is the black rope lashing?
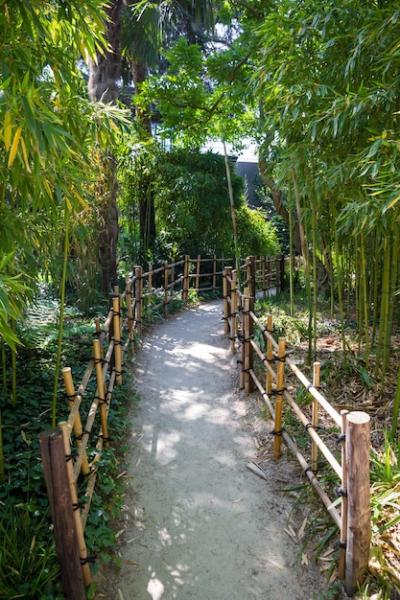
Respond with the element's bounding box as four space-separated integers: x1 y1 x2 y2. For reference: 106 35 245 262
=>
75 429 91 441
65 454 75 463
271 428 285 436
98 434 111 443
66 392 77 402
80 555 96 566
94 395 107 406
335 486 347 498
336 433 346 445
112 337 122 346
269 387 286 396
111 309 121 317
72 501 86 511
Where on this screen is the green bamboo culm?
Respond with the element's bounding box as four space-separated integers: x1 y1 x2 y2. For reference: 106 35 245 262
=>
0 409 3 483
391 367 400 440
288 188 294 316
11 341 16 407
51 207 70 428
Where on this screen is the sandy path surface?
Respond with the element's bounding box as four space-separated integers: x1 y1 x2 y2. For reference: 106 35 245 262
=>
117 301 319 600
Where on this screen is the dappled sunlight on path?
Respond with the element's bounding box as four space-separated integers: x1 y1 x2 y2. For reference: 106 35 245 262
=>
117 302 319 600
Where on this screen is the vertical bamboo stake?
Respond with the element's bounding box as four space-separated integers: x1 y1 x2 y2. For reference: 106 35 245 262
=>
134 266 143 336
62 368 89 476
93 339 108 444
223 267 229 335
280 253 285 292
230 270 237 352
126 275 134 341
266 315 273 394
58 422 92 586
345 411 371 595
311 361 320 472
112 296 122 385
212 255 217 293
196 254 201 291
226 267 232 342
338 409 349 580
262 256 266 298
182 255 190 301
243 296 254 394
273 337 286 459
148 262 153 295
163 261 170 318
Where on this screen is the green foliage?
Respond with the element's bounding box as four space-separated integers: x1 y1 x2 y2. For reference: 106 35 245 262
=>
120 146 279 259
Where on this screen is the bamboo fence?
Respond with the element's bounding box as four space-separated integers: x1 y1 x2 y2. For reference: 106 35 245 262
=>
40 254 282 598
223 257 371 596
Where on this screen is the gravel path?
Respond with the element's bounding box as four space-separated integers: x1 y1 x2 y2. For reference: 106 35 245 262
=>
117 301 320 600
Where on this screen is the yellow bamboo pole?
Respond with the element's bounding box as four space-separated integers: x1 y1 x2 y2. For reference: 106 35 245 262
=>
266 315 273 394
58 421 92 586
311 362 321 472
273 337 286 459
112 296 122 385
93 339 108 445
62 368 90 476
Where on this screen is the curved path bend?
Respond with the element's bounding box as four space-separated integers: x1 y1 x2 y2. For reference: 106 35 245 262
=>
117 301 319 600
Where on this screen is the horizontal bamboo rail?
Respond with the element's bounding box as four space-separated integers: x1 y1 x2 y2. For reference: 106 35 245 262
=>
224 256 371 596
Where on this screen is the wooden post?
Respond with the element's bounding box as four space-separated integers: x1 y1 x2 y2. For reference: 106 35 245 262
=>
222 267 229 335
182 255 190 301
62 368 89 476
196 254 201 291
212 255 217 293
40 429 87 599
246 256 256 299
273 337 286 459
230 270 237 352
126 275 134 341
58 422 92 586
134 266 143 336
112 295 122 385
311 361 320 472
163 261 169 318
280 253 285 292
243 296 254 394
266 314 273 395
93 338 108 446
345 411 371 596
338 409 349 580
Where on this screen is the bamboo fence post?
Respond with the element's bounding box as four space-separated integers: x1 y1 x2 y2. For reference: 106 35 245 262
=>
345 411 371 596
246 256 256 299
212 255 217 293
223 267 229 335
59 422 92 586
267 256 271 294
39 429 87 599
262 256 266 298
163 261 169 318
273 337 286 459
230 270 237 352
93 338 108 444
338 409 349 580
148 262 153 293
196 254 201 291
182 255 190 301
134 266 143 336
243 296 254 393
311 362 321 472
280 253 286 292
126 275 134 342
62 367 89 476
112 295 123 386
266 315 273 395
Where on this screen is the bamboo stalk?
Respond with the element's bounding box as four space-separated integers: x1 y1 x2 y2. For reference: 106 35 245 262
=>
266 315 274 394
273 337 286 459
58 422 92 585
93 338 108 446
212 255 217 293
163 261 169 318
338 410 349 580
196 255 201 291
134 266 143 336
311 362 320 473
62 368 90 476
230 270 237 352
112 296 122 386
182 255 190 301
223 267 229 336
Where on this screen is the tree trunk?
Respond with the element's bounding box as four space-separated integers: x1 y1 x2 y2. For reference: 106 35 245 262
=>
88 0 123 294
131 59 156 256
